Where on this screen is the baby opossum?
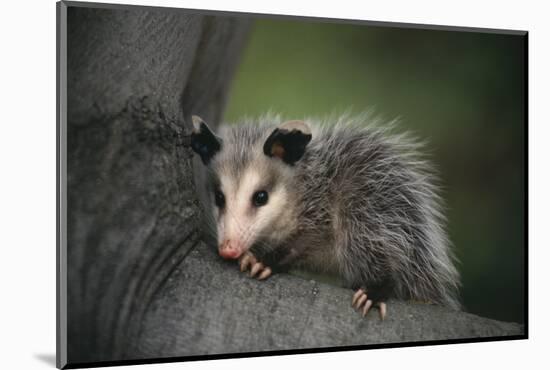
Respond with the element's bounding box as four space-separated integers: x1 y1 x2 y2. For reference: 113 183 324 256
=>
191 113 460 319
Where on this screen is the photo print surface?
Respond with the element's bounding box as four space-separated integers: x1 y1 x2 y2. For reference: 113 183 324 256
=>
57 1 527 368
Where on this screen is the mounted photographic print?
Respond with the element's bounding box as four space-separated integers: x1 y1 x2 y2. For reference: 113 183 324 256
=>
57 1 527 368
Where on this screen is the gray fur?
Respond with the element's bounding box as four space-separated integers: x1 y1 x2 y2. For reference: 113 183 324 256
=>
198 112 461 309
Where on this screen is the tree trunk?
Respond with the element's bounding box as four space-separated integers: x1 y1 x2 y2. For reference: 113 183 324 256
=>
59 2 523 369
62 2 250 365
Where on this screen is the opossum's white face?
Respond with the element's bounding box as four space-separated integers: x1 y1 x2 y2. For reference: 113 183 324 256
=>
212 162 296 259
191 116 311 260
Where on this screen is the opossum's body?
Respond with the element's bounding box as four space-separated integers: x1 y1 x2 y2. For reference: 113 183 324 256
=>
191 113 461 316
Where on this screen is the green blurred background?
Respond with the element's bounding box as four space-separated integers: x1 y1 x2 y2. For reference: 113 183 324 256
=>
223 19 526 323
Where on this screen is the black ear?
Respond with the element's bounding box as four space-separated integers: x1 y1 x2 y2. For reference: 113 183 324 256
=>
263 120 312 165
190 115 222 165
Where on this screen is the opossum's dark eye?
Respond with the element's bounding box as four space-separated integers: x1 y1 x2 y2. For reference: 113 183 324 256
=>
214 190 225 208
252 191 269 207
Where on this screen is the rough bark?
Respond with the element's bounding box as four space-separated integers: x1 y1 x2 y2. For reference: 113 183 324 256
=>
63 2 523 368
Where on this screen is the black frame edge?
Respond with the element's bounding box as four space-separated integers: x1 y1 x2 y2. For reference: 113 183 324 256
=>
523 32 529 338
57 1 68 369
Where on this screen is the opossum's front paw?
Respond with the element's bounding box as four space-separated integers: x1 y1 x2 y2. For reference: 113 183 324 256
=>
351 288 387 320
238 252 272 280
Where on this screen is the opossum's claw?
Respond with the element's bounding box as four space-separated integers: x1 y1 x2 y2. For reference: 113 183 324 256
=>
352 288 387 320
238 252 272 280
251 263 272 280
362 299 374 317
353 290 367 309
351 288 364 307
239 252 256 272
250 262 264 277
378 302 387 320
258 266 272 280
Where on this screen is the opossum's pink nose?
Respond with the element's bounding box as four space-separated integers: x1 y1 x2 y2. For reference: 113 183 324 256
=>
218 240 244 260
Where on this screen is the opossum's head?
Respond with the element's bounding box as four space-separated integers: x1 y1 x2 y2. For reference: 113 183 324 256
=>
191 116 311 260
